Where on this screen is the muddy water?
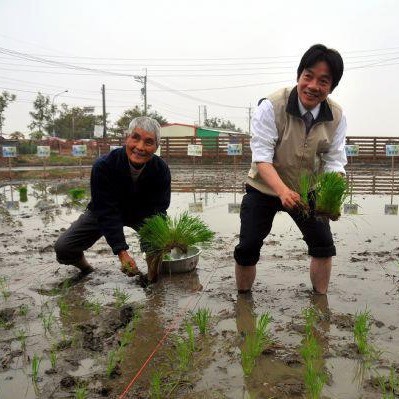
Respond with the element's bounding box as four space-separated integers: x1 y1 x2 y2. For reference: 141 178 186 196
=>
0 180 398 398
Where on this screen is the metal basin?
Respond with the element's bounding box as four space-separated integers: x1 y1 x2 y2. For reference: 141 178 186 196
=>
160 246 201 274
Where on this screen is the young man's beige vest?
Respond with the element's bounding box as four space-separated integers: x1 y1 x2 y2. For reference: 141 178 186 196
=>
247 87 343 196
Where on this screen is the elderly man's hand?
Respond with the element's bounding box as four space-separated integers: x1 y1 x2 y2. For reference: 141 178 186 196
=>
118 250 141 277
278 188 301 210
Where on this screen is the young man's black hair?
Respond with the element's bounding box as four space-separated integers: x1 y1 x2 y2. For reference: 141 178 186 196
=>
297 44 344 91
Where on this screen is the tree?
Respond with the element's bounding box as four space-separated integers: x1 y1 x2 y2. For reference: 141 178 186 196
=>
0 91 17 134
53 104 104 139
204 117 242 132
29 131 45 140
9 131 25 140
112 105 167 136
28 92 54 134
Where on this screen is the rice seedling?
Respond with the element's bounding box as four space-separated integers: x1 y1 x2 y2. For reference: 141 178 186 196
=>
84 298 102 315
303 361 327 399
176 337 191 371
0 276 11 300
192 307 211 335
302 307 318 339
119 315 139 349
50 348 57 369
149 371 163 399
74 382 88 399
298 173 316 212
15 328 28 351
353 309 372 355
106 349 121 378
185 321 195 352
68 188 86 201
300 335 322 363
31 353 41 383
138 212 214 280
241 313 273 376
314 172 348 220
19 186 28 202
379 367 399 399
58 298 70 317
39 305 56 334
18 304 29 316
113 287 130 308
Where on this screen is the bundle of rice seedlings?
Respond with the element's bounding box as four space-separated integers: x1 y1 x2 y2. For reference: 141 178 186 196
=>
138 212 214 281
298 173 316 215
68 188 86 201
314 172 348 220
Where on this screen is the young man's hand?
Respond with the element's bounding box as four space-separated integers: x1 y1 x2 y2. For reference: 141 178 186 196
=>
278 187 300 209
118 250 141 276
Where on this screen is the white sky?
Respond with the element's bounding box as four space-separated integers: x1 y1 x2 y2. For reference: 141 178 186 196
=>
1 0 399 137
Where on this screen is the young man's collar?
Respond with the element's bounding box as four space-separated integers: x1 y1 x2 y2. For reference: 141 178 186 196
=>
298 99 320 120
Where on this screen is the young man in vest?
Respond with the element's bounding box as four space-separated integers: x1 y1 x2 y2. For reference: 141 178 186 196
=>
234 44 346 294
54 116 171 282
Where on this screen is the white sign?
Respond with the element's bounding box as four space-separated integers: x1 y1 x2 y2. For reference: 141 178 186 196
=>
2 146 17 157
72 145 87 157
386 144 399 157
37 146 51 158
109 145 122 151
187 144 203 157
93 125 103 138
345 145 359 157
227 143 242 156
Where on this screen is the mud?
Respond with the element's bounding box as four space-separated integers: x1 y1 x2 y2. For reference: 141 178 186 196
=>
0 180 398 398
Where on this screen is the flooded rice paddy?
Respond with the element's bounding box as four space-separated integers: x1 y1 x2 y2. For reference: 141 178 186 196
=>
0 180 398 398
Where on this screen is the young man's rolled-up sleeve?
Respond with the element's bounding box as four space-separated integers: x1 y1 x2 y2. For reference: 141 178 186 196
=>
322 113 347 174
251 99 279 163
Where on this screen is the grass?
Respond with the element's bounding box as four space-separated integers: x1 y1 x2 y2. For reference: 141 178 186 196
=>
58 298 70 317
192 308 212 335
299 307 327 399
113 287 131 308
0 276 11 300
379 367 399 399
138 212 214 278
241 312 273 376
298 172 348 220
149 371 163 399
106 349 121 378
353 309 374 356
176 337 191 371
18 304 30 316
74 382 88 399
84 298 102 315
50 349 57 369
299 173 316 209
19 186 28 202
39 304 56 334
314 172 348 219
119 315 140 350
31 353 41 383
15 328 28 351
185 322 196 352
68 188 86 201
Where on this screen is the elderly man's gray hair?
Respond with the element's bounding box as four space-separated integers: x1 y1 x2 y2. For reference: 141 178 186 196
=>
128 116 161 147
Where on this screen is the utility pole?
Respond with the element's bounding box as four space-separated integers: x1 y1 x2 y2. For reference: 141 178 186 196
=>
198 105 201 126
134 69 147 115
248 105 252 135
102 84 107 138
203 105 208 123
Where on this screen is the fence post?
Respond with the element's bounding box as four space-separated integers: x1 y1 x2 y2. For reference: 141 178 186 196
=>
372 174 376 194
373 137 377 160
216 137 220 163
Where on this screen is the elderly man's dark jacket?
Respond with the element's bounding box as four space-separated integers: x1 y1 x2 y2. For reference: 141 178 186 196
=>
88 147 171 255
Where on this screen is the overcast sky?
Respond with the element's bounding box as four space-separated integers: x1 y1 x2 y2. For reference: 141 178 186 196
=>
1 0 399 137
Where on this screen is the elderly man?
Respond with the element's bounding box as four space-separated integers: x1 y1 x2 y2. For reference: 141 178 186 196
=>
234 44 346 295
55 116 171 279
